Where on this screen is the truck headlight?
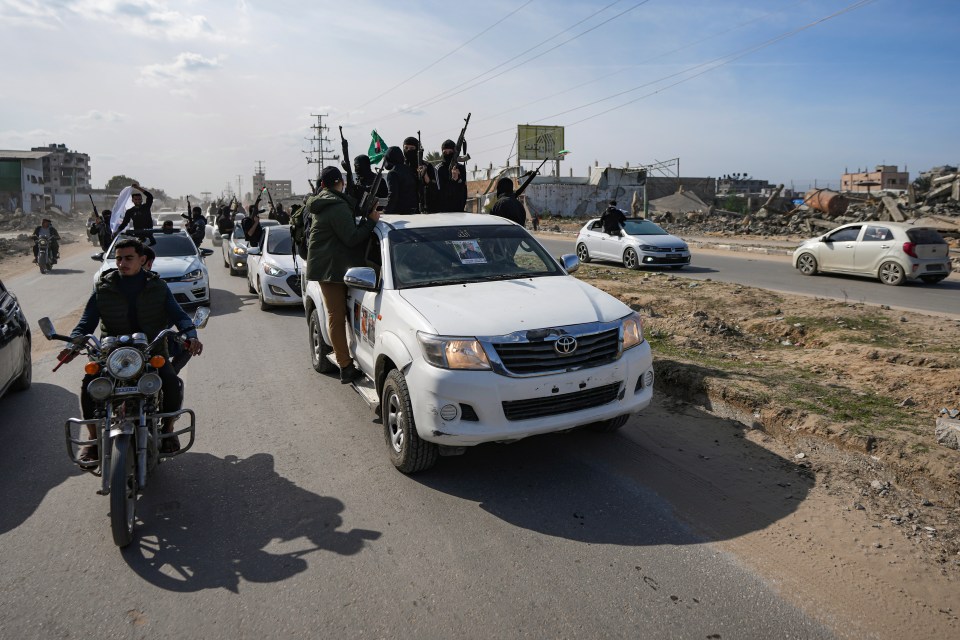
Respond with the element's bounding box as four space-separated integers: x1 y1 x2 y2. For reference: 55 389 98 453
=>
182 269 203 282
417 332 491 370
622 312 644 350
263 262 286 277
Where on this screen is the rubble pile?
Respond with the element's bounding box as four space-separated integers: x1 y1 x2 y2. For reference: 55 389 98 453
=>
646 178 960 272
0 209 84 260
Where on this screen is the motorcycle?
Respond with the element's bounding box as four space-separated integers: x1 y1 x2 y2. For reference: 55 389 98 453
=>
38 307 210 547
35 236 54 273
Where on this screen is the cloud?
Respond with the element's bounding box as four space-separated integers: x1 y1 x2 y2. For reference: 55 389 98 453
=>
138 51 221 89
0 0 224 41
0 128 57 147
64 109 126 125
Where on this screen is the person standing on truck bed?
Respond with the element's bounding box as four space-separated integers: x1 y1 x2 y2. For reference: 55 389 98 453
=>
306 166 381 383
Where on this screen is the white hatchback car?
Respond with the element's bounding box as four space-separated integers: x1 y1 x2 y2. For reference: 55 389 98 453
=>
576 218 691 269
94 230 212 308
246 226 304 309
304 213 655 473
793 222 951 285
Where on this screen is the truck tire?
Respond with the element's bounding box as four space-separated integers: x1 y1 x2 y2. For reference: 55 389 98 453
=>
308 309 336 374
586 414 629 433
381 369 438 474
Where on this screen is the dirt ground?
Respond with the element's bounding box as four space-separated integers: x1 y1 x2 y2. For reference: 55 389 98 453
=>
4 216 957 637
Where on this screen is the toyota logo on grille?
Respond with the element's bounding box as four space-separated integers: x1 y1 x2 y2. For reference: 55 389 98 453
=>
554 335 578 355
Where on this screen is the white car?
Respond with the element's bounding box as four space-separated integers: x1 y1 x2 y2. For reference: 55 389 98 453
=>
576 218 691 270
304 213 655 473
246 226 304 309
94 230 213 308
220 219 280 276
793 222 952 286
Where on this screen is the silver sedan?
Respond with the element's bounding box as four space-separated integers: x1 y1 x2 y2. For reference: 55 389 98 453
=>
576 218 691 270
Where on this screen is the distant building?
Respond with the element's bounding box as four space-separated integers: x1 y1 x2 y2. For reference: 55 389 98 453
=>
841 165 909 193
252 169 293 201
716 174 770 196
0 150 47 213
31 143 91 199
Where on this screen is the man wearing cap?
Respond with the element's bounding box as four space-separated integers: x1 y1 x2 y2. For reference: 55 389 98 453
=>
32 217 61 264
436 139 468 212
306 166 381 383
115 182 155 233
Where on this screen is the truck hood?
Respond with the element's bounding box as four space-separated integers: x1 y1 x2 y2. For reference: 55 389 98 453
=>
398 276 630 336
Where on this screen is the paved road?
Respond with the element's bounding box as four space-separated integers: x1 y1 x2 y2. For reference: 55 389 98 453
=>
0 250 833 639
538 235 960 318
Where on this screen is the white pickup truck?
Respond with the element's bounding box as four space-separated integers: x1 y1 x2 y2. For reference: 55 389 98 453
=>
303 213 654 473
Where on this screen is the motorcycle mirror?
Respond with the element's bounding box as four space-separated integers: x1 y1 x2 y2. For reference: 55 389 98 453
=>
38 317 57 340
200 248 214 257
192 306 211 329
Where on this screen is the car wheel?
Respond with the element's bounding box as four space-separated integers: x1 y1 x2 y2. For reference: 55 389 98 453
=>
796 252 818 276
258 279 270 310
585 414 629 433
308 308 336 374
576 242 591 263
381 369 438 474
12 339 31 391
223 251 229 268
878 261 905 286
622 247 640 270
920 274 947 284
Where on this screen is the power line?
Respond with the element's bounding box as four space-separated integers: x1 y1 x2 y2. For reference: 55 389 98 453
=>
470 0 878 157
353 0 638 128
354 0 535 109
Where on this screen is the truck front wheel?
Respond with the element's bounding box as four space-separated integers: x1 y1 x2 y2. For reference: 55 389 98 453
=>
381 370 438 473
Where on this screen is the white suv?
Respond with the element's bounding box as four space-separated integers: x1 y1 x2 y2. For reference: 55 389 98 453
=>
303 213 655 473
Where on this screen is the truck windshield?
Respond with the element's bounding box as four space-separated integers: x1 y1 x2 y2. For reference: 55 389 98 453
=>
389 225 565 289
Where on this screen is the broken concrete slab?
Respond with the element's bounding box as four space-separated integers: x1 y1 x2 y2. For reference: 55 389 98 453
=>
882 196 906 222
936 416 960 450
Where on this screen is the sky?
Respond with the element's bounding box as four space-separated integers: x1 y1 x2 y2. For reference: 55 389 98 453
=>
1 0 958 199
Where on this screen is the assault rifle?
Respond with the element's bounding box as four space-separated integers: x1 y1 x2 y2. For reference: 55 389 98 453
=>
416 130 427 214
88 194 99 219
454 112 471 165
339 126 356 195
358 158 386 221
515 149 571 199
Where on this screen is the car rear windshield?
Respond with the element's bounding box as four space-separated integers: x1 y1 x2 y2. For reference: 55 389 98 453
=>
266 228 293 254
389 225 565 289
906 228 947 244
109 234 197 258
624 220 669 236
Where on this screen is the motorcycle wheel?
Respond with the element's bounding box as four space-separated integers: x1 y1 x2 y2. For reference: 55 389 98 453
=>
38 254 49 274
109 434 138 547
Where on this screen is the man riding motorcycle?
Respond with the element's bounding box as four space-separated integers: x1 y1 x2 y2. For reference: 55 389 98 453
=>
33 218 61 264
58 237 203 464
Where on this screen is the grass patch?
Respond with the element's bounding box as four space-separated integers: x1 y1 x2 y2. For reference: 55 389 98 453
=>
783 379 911 434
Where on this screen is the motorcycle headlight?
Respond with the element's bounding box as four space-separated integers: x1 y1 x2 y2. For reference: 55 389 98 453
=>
621 312 644 350
87 377 114 400
417 332 491 370
263 262 286 277
106 347 145 380
182 269 203 282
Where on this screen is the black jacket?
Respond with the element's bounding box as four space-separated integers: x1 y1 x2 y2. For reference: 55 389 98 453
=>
384 147 418 215
241 216 264 247
491 196 525 226
436 161 467 212
116 188 154 232
601 207 626 234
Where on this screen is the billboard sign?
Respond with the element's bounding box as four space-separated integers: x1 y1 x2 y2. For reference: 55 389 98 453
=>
518 125 565 162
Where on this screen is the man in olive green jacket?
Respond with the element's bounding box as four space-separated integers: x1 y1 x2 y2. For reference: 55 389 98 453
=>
306 166 381 383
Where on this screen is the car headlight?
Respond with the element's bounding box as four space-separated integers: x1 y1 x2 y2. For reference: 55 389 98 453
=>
622 312 644 350
638 244 658 252
263 262 286 277
233 246 246 255
106 347 145 380
417 332 491 370
182 269 203 282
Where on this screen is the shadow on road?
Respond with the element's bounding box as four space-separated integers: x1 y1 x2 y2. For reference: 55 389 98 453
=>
124 452 380 592
415 398 812 547
0 382 84 535
47 268 86 275
208 287 251 317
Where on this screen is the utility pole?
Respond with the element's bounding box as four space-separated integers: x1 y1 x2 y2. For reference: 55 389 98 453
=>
306 113 337 184
255 160 265 176
236 175 243 202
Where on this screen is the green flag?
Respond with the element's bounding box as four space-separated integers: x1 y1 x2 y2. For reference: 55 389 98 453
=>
368 130 388 164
